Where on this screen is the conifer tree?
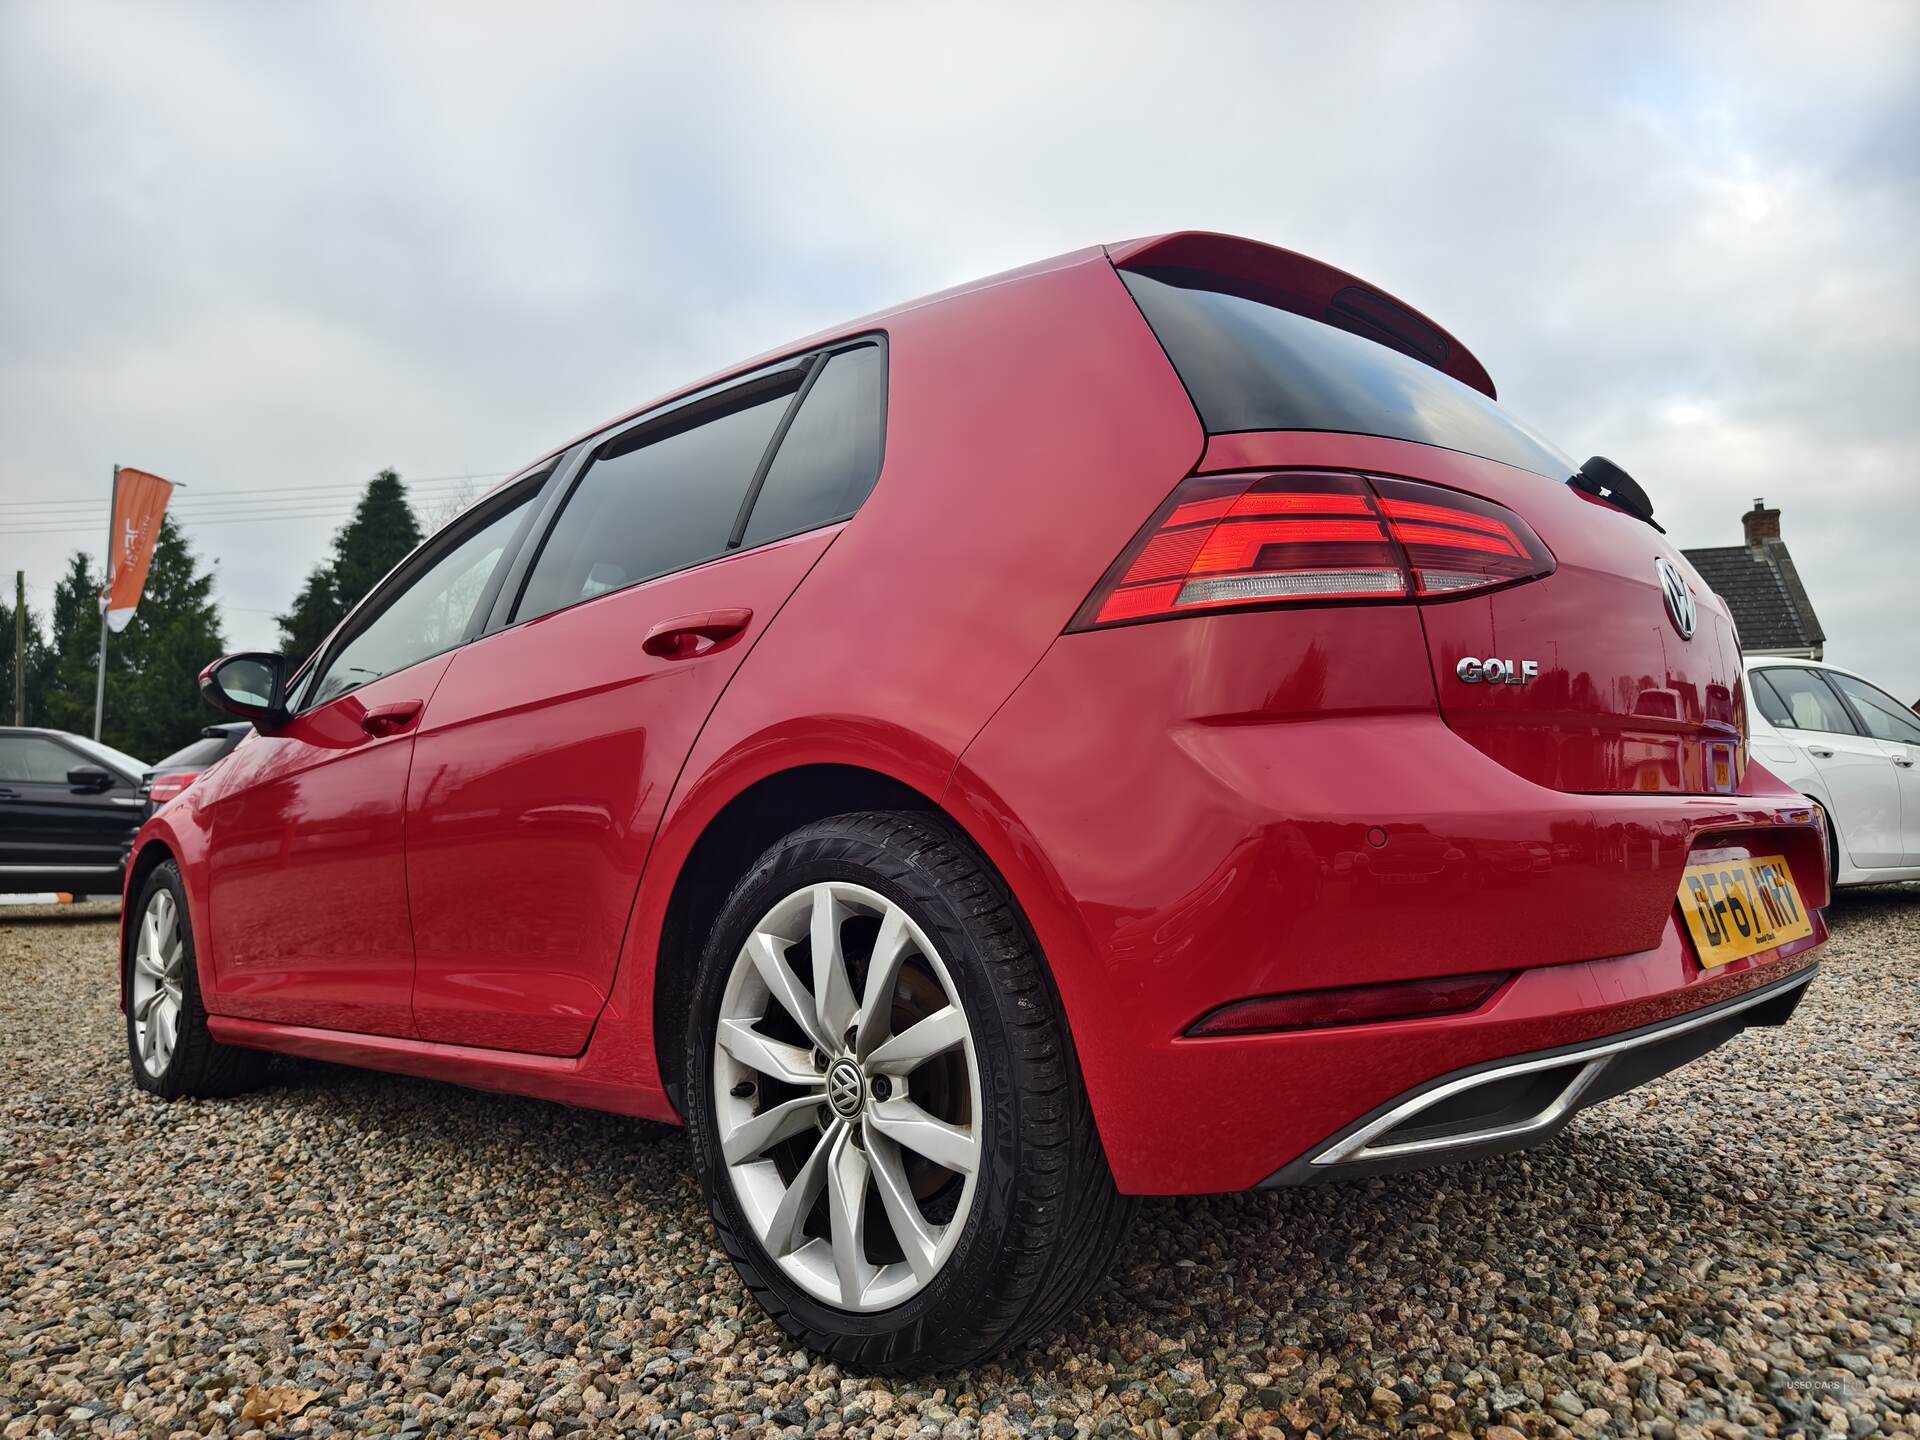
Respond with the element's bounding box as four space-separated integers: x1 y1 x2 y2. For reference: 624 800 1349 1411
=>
276 469 423 664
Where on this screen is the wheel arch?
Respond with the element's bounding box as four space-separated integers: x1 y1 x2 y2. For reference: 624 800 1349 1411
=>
1804 790 1845 886
651 763 948 1114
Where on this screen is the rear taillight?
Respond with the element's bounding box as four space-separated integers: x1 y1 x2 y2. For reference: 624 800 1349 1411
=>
1073 470 1555 628
146 771 199 805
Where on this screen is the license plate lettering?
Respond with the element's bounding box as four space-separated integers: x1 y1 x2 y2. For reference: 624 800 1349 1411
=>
1677 853 1813 968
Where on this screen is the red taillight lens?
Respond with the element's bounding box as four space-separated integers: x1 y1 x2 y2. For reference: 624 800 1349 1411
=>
1185 971 1510 1037
1073 470 1554 628
146 771 199 805
1372 477 1555 596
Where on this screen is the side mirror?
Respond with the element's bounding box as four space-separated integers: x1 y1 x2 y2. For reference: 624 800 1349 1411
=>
66 764 114 793
199 652 288 726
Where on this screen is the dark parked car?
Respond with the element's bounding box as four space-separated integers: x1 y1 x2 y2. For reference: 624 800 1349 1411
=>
140 722 252 815
0 727 148 896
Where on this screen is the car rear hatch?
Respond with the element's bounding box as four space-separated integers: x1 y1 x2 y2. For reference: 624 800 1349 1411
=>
1108 232 1747 795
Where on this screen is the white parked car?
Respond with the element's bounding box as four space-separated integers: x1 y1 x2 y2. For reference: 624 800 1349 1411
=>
1744 657 1920 887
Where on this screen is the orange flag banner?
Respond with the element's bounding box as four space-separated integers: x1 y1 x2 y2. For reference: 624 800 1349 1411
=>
104 467 175 633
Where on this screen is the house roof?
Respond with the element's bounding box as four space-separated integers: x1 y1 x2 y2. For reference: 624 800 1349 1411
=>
1682 539 1826 651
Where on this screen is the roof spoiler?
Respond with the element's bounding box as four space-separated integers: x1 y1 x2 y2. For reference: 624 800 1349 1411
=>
1106 231 1498 399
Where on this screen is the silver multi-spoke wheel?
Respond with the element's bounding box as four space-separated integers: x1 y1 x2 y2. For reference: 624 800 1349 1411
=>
714 881 981 1312
130 888 185 1078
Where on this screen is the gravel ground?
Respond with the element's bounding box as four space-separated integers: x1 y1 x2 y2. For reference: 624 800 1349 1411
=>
2 889 1915 1440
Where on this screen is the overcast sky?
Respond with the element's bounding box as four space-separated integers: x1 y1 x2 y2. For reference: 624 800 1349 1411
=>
3 1 1916 707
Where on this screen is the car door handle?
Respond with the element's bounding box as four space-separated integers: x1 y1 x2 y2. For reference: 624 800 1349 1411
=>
0 787 17 801
361 700 424 739
1895 755 1916 768
642 607 753 659
1808 747 1835 759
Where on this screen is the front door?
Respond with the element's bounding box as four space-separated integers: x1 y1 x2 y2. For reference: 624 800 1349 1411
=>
202 660 450 1034
200 488 541 1034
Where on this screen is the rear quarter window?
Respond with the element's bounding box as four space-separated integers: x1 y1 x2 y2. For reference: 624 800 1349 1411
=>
1120 268 1575 481
740 344 885 547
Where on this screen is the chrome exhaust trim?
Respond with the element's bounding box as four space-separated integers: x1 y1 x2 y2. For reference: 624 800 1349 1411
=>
1308 967 1817 1170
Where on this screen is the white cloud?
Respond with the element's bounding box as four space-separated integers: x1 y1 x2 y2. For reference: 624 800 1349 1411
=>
2 0 1915 700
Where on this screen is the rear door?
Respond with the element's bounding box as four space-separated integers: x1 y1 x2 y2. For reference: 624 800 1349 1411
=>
1820 669 1920 864
1752 666 1903 868
405 342 885 1054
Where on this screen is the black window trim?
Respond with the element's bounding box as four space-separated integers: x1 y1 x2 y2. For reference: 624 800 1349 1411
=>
289 465 559 715
497 333 888 632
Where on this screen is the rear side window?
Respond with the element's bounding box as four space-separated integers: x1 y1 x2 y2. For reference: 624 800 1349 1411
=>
740 346 886 547
1758 668 1857 735
1825 671 1920 745
1120 269 1575 481
0 735 80 784
517 390 792 623
154 735 229 769
1750 672 1797 728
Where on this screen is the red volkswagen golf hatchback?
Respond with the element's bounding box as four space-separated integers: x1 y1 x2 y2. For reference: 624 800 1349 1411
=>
124 233 1828 1370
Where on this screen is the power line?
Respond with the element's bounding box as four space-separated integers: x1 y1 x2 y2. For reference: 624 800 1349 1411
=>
6 507 375 537
0 471 509 512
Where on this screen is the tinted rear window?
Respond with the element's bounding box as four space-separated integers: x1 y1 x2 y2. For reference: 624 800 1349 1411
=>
516 389 792 624
154 735 230 769
1121 269 1575 480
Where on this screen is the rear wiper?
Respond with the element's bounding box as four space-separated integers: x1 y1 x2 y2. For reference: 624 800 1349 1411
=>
1569 455 1665 533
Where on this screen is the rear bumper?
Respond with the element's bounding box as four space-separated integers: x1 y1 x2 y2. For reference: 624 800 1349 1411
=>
950 610 1833 1196
1261 961 1815 1186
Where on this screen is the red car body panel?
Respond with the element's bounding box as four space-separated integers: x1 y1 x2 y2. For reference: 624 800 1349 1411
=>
1196 431 1750 795
197 656 454 1037
946 606 1826 1190
127 234 1828 1197
404 527 837 1055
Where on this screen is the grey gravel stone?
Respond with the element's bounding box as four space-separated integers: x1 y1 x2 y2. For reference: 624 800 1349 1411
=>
3 886 1918 1437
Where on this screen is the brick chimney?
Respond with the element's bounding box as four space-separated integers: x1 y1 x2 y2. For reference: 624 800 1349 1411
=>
1743 497 1781 550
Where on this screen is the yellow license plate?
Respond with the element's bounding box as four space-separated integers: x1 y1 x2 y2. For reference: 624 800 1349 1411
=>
1677 853 1813 967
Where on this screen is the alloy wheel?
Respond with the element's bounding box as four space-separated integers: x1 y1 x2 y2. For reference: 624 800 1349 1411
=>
131 888 185 1079
713 881 981 1312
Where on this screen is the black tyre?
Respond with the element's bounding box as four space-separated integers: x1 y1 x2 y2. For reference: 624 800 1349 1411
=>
686 810 1135 1372
125 860 268 1099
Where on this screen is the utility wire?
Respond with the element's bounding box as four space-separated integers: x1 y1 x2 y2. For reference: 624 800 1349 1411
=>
0 471 509 512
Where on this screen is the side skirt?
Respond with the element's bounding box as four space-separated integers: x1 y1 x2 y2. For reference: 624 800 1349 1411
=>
207 1015 684 1123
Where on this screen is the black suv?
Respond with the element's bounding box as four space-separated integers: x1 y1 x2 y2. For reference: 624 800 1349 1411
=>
0 728 149 897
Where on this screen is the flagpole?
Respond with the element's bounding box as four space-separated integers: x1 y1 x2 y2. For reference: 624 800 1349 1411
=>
94 464 118 741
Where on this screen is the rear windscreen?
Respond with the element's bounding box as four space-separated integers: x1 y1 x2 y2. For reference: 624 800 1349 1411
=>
1121 268 1575 481
153 735 228 769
